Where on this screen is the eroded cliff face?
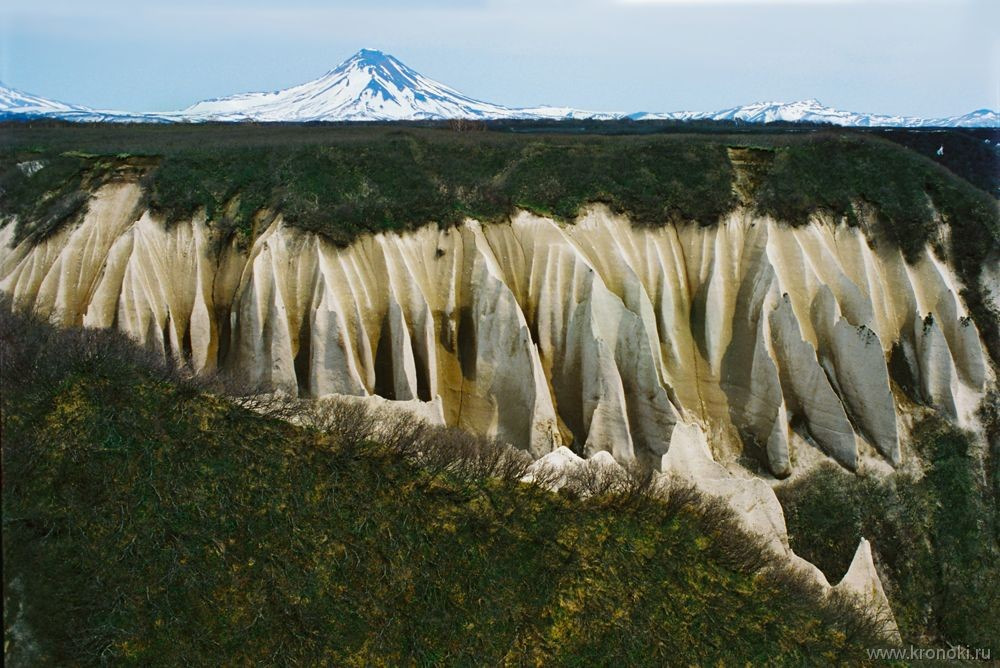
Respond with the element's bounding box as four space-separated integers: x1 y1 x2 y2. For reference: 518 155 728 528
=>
1 182 991 477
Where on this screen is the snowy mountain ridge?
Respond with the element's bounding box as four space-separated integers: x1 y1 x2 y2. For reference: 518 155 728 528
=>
0 82 174 123
629 98 999 128
1 49 996 127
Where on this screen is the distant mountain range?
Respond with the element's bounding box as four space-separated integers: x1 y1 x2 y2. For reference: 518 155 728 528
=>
2 49 996 127
627 99 999 128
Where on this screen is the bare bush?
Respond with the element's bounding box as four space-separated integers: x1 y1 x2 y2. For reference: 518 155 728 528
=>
556 457 663 508
461 438 533 483
305 399 378 448
522 461 563 491
825 588 900 647
368 407 430 459
285 397 532 482
763 564 896 646
612 461 662 507
226 390 300 422
416 426 483 480
562 459 622 498
658 479 704 519
137 364 307 422
490 445 535 484
386 424 534 485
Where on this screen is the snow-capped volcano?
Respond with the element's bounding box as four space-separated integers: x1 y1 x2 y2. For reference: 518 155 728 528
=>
183 49 533 121
1 50 996 127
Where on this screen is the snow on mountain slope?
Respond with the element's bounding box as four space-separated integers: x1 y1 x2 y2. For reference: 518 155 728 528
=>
511 105 621 121
938 108 1000 128
1 51 996 126
712 99 891 125
0 82 172 123
0 83 87 116
629 99 1000 128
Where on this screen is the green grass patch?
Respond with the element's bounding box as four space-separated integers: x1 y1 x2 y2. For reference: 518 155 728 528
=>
139 135 736 246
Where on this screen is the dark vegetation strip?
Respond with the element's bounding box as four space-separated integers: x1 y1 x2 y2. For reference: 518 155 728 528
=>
1 124 998 363
876 127 1000 198
1 303 891 665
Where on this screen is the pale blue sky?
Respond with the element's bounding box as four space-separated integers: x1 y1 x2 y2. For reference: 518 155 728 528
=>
1 0 996 117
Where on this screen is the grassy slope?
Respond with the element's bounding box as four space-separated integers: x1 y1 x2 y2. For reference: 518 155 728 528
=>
2 130 738 246
1 307 888 665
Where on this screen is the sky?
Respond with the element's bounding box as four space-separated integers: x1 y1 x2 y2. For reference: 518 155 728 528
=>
1 0 997 118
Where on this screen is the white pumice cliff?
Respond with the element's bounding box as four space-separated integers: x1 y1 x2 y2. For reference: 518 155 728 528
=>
1 182 989 477
2 181 992 474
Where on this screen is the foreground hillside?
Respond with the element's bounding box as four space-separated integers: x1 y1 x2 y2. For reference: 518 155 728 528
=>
1 307 889 665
